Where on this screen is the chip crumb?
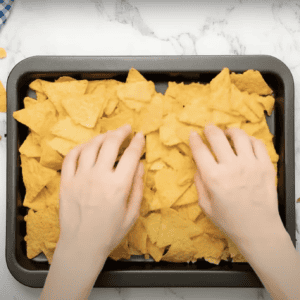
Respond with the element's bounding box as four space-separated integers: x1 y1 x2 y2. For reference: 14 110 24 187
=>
0 48 6 59
297 198 300 203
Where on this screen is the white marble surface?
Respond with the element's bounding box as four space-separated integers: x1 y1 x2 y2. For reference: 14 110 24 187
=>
0 0 299 299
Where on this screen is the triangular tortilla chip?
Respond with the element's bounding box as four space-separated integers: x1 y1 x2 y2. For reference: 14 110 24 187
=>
156 208 203 248
128 218 148 254
231 70 273 95
51 116 99 144
21 155 57 204
13 101 58 136
126 68 147 83
19 133 42 158
142 212 161 244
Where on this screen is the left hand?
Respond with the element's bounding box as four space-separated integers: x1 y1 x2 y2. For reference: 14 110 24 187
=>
58 124 145 258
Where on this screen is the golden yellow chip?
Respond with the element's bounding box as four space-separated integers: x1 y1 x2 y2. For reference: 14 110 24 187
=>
126 68 147 83
21 155 57 204
257 95 275 116
41 241 57 264
162 236 197 263
100 110 134 133
40 138 64 170
162 94 184 116
29 79 45 93
156 208 203 248
23 188 47 211
146 131 170 163
231 70 273 95
128 218 148 254
23 97 37 109
42 80 88 117
133 93 163 134
47 137 77 156
142 212 161 244
159 113 182 146
192 233 226 263
0 47 6 58
173 183 198 206
179 102 212 127
0 80 6 112
51 116 98 144
24 206 60 259
55 76 76 83
208 68 232 112
19 133 42 158
13 101 57 137
117 81 155 102
175 202 202 222
36 92 47 102
62 91 106 128
146 239 165 262
109 236 131 261
195 216 227 240
155 168 191 208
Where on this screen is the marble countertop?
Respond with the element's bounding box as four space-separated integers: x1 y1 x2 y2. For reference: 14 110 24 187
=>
0 1 299 299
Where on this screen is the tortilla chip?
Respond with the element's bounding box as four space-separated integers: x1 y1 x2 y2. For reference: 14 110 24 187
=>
156 208 203 248
0 48 6 58
62 90 106 128
21 155 57 204
117 81 155 102
173 183 198 206
0 81 6 112
19 133 42 158
142 212 161 244
126 68 147 83
13 101 58 136
162 236 197 263
128 218 148 254
23 97 37 109
133 93 163 134
51 116 98 144
24 206 60 259
231 70 273 95
55 76 76 83
155 168 191 208
48 137 78 156
40 137 64 170
192 233 226 263
146 239 165 262
195 216 227 240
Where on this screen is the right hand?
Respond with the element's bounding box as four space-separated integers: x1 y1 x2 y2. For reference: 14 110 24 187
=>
189 124 284 247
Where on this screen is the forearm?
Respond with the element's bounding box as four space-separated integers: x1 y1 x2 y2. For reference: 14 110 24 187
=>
237 226 300 300
40 240 107 300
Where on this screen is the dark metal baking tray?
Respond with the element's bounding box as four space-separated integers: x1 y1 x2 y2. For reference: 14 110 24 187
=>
6 55 295 288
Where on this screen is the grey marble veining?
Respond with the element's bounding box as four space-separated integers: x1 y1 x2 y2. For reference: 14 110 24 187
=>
0 1 299 299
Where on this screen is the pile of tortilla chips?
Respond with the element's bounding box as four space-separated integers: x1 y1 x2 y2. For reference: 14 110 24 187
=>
14 68 278 264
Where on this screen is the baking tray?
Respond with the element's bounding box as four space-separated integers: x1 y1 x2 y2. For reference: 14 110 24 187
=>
6 55 295 288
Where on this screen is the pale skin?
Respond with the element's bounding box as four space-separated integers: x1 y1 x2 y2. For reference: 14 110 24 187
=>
40 124 300 300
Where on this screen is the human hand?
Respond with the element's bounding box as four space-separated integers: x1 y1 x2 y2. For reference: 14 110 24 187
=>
189 124 283 247
58 124 145 258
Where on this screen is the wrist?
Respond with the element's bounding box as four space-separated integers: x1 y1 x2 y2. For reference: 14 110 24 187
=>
55 238 108 271
234 223 291 257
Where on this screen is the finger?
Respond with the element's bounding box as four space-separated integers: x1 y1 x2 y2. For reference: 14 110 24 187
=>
189 131 218 178
76 134 107 173
61 143 87 182
249 136 274 167
123 162 144 232
224 127 255 159
115 132 145 185
194 171 212 216
203 124 236 163
96 124 132 170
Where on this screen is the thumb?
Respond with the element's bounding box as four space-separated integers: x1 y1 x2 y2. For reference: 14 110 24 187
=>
194 171 212 216
123 161 144 232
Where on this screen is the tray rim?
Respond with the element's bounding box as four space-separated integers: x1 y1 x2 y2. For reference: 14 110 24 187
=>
6 55 295 288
